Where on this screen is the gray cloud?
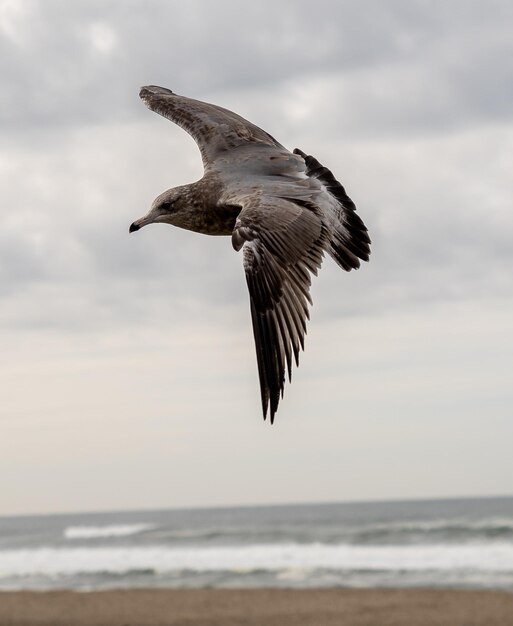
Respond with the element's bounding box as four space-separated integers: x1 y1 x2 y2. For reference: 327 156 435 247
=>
2 1 513 134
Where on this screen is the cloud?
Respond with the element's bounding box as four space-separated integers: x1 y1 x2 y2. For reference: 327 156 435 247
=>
2 0 513 132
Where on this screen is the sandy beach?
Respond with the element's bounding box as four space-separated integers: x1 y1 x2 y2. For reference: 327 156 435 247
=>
0 588 512 626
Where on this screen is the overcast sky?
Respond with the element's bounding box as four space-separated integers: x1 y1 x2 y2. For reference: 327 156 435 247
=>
1 0 512 516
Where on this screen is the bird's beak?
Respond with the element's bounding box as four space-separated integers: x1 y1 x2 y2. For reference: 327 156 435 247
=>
129 215 152 233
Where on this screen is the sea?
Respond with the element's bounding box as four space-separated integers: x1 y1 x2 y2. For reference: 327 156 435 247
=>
1 496 513 591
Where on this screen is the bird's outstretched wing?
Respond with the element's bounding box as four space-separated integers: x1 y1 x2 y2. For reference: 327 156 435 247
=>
231 194 330 422
140 86 283 167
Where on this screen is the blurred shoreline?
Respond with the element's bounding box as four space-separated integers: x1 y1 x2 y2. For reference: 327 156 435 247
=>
1 588 513 626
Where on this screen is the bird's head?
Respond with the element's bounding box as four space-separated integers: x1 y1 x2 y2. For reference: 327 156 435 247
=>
129 187 189 233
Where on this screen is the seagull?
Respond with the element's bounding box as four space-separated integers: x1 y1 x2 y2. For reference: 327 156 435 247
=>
130 86 370 423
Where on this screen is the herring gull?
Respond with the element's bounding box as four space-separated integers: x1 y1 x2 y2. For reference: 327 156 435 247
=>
130 86 371 423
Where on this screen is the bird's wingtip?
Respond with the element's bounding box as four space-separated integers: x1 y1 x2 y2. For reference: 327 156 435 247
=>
266 404 278 425
139 85 175 100
262 410 276 425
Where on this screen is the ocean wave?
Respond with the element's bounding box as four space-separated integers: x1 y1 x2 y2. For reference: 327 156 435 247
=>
2 542 513 578
346 517 513 543
361 517 513 533
64 524 155 539
102 517 513 546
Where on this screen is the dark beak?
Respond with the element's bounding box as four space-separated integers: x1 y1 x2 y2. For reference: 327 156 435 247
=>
129 222 140 233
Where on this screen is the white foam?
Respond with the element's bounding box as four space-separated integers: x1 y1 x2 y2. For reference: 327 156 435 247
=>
64 523 155 539
2 542 513 577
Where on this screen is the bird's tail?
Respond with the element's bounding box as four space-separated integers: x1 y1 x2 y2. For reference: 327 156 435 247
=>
293 148 371 271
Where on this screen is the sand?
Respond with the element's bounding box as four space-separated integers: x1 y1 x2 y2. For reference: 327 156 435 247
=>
0 588 512 626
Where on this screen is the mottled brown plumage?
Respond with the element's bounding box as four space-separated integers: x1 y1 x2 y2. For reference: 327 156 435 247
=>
130 86 370 423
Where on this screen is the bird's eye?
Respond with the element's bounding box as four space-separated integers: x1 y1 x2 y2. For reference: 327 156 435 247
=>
160 201 173 211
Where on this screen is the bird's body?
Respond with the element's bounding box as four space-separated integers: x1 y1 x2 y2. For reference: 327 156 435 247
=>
131 86 370 422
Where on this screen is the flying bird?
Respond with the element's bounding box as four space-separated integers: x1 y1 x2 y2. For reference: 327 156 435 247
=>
130 86 370 423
